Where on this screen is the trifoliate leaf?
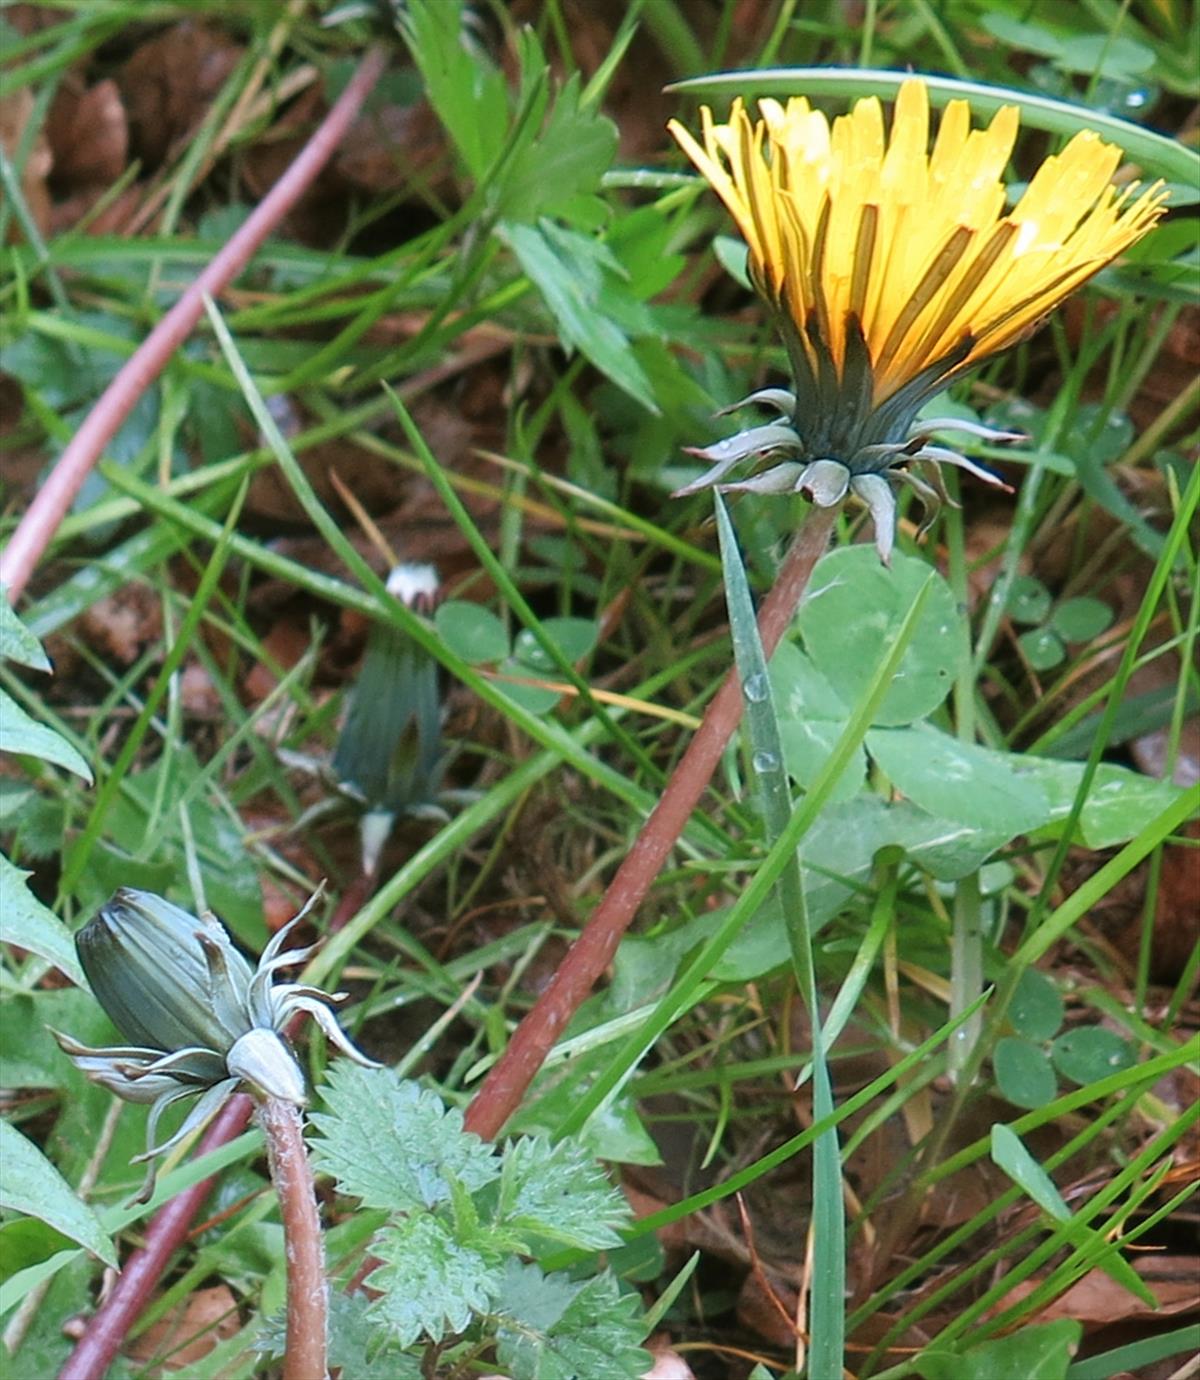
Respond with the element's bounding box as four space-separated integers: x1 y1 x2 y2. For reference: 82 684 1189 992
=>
496 1136 629 1250
367 1212 498 1347
310 1063 498 1212
493 1260 649 1380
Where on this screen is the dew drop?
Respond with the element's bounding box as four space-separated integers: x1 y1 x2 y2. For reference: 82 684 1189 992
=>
743 673 769 703
752 750 780 773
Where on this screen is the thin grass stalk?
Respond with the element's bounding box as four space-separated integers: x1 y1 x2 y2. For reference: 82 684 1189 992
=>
257 1097 326 1380
713 494 844 1376
463 503 839 1140
0 42 389 602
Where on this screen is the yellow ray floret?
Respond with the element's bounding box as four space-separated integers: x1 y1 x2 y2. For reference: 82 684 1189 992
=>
669 80 1166 404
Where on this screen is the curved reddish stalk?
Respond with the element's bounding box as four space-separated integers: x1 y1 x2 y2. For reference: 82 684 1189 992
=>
464 506 838 1140
259 1097 327 1380
0 44 389 603
56 1094 254 1380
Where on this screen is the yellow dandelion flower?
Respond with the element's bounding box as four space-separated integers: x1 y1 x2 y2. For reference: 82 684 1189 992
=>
669 79 1167 561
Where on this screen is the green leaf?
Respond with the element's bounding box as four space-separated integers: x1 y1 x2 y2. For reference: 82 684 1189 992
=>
993 1036 1057 1109
991 1124 1070 1218
1007 574 1054 626
915 1319 1082 1380
310 1064 498 1212
769 642 867 803
400 0 508 179
1019 627 1067 671
796 546 962 726
494 1260 649 1380
0 690 92 781
0 856 84 985
500 221 659 413
499 71 618 224
1021 758 1191 849
367 1211 498 1347
1009 969 1064 1043
0 1122 117 1267
496 1136 629 1250
435 600 510 664
1050 597 1114 643
493 666 562 716
0 598 51 671
513 616 599 671
866 725 1051 835
1050 1027 1137 1086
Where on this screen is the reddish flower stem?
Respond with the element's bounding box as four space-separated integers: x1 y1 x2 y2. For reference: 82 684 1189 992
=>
258 1097 327 1380
0 43 390 604
464 505 838 1141
56 1094 254 1380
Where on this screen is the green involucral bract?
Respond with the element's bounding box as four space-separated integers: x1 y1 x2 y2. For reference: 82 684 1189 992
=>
54 887 377 1191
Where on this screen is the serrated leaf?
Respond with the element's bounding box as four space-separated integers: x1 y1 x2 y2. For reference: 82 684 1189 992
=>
0 598 51 671
497 1137 629 1250
0 855 84 984
310 1063 498 1212
494 1260 649 1380
501 221 659 413
0 1121 117 1266
0 690 92 781
499 72 618 224
367 1212 498 1347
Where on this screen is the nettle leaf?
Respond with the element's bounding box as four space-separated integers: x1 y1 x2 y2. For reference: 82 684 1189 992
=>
0 690 92 781
367 1212 499 1348
0 855 84 985
493 1260 649 1380
310 1063 498 1212
0 1121 117 1267
496 1136 629 1250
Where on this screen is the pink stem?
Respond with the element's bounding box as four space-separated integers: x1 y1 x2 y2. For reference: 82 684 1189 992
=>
1 44 389 603
464 505 838 1140
258 1097 327 1380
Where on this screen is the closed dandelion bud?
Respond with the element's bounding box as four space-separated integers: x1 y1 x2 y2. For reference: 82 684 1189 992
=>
54 887 378 1190
669 80 1166 560
333 562 446 873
